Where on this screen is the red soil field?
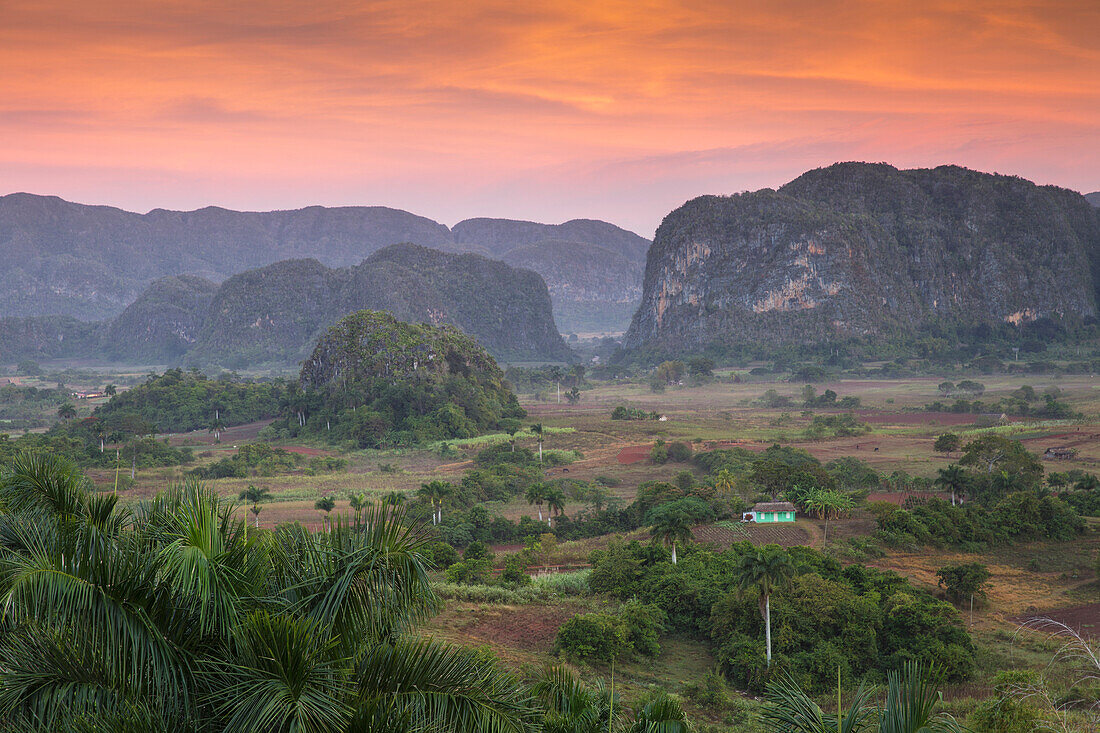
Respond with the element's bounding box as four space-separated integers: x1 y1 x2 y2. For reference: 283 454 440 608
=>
617 445 651 464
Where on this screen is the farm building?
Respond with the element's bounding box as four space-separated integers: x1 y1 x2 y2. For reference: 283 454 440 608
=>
743 501 796 523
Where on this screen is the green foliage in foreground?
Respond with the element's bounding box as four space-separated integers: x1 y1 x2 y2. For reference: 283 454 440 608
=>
0 453 539 732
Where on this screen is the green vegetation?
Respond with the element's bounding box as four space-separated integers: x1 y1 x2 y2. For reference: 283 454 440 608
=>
588 540 975 694
279 311 526 448
0 453 537 730
94 368 286 433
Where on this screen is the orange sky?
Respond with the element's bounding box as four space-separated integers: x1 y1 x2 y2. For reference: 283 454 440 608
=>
1 0 1097 235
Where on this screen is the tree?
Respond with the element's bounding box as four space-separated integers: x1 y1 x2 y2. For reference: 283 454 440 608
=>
104 383 117 397
734 545 795 667
500 418 522 452
762 661 964 732
565 387 581 404
57 402 77 421
569 363 586 387
381 490 406 507
937 562 991 623
239 484 272 528
933 432 960 454
526 483 549 523
0 454 536 731
934 464 967 506
548 365 564 403
209 416 226 443
545 486 566 527
417 480 452 525
801 488 854 544
959 435 1043 497
656 360 686 386
649 506 694 564
314 495 336 531
348 492 367 528
937 381 955 397
531 422 546 463
16 359 41 376
91 419 108 453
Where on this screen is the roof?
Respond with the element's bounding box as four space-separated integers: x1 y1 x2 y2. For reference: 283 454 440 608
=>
751 502 796 512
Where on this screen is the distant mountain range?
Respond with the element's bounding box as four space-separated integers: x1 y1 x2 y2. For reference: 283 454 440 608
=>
0 193 649 335
0 245 571 366
624 163 1100 354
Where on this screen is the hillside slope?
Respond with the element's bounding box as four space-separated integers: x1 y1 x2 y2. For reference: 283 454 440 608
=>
624 163 1100 354
186 244 571 366
1087 192 1100 207
102 275 218 362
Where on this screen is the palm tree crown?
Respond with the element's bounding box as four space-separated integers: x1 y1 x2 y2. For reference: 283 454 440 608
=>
0 452 538 731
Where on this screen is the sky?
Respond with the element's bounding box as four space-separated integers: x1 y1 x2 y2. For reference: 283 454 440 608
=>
1 0 1098 237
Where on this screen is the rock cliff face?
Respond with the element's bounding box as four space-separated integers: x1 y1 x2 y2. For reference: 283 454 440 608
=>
624 164 1100 353
186 244 571 366
0 194 648 335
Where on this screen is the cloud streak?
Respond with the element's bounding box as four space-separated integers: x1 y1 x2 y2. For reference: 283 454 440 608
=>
0 0 1097 233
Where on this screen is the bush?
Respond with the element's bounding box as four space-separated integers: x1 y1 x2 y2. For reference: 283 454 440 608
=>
425 541 459 569
555 612 629 664
666 441 693 462
651 441 669 465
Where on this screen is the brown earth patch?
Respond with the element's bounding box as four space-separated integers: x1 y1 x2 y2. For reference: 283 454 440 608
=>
430 602 579 653
1014 603 1100 637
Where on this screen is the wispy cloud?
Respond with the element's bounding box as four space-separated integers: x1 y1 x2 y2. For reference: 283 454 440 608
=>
0 0 1096 232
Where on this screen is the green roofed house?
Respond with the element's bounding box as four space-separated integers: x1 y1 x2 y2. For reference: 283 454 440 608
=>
744 501 796 523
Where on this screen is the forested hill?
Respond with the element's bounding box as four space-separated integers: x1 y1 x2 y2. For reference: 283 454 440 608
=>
0 193 648 334
1087 192 1100 207
186 244 571 367
454 218 651 334
624 163 1100 355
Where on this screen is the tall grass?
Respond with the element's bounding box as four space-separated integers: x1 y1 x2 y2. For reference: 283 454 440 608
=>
530 569 591 596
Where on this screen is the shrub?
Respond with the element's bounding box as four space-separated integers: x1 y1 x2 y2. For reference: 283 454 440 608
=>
666 441 693 462
555 612 629 664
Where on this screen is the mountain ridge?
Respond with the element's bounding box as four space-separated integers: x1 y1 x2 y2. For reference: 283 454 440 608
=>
0 193 649 334
624 163 1100 355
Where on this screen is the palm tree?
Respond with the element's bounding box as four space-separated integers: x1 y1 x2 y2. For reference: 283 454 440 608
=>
761 661 964 733
531 423 545 463
239 484 272 528
534 666 689 733
381 490 406 508
802 489 854 544
57 402 77 421
417 480 452 525
649 507 694 564
525 482 549 523
0 452 537 731
210 416 226 443
935 464 967 506
104 383 117 397
545 486 566 527
735 545 796 667
548 366 564 403
314 495 336 531
92 419 108 453
348 492 367 528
